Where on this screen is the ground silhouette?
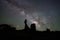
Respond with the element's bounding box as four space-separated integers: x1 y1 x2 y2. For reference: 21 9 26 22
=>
0 24 16 31
0 19 57 40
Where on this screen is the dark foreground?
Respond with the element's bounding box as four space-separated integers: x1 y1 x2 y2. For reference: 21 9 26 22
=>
0 23 58 40
0 30 59 40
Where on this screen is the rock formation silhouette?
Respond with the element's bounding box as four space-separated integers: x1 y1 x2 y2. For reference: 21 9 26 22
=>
24 19 30 31
46 28 50 32
30 23 36 32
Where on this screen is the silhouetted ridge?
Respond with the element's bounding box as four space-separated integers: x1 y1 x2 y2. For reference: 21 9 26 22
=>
0 24 16 31
0 19 53 32
0 19 57 40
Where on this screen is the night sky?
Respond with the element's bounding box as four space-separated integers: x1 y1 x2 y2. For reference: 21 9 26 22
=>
0 0 60 31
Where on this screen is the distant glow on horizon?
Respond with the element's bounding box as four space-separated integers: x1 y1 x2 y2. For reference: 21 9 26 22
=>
30 20 41 27
32 21 38 24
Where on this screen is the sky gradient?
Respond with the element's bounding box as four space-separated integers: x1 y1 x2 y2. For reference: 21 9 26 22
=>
0 0 60 31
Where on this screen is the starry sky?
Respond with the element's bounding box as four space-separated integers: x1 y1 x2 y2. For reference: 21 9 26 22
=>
0 0 60 31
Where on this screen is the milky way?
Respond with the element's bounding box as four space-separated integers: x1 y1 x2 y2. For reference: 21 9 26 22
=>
0 0 60 31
